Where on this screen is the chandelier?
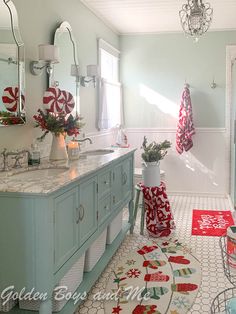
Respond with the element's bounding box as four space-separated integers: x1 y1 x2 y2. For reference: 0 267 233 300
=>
179 0 213 41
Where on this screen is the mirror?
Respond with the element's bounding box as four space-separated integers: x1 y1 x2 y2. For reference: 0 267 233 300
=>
49 21 79 116
0 0 25 126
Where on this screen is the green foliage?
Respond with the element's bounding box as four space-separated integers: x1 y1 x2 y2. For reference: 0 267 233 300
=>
33 109 84 141
141 136 171 163
0 111 25 125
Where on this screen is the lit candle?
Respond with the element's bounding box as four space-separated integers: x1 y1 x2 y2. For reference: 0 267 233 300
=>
67 141 79 160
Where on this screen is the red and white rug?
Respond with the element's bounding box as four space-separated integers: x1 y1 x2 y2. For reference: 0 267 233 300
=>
104 238 201 314
191 209 234 236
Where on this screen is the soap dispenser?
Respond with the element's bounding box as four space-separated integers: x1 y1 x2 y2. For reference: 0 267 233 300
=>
28 141 41 166
116 125 123 146
116 125 128 147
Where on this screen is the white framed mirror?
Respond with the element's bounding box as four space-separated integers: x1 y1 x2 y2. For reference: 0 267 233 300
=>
0 0 25 126
49 21 80 116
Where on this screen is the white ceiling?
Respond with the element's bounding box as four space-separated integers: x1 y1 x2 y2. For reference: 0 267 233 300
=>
80 0 236 34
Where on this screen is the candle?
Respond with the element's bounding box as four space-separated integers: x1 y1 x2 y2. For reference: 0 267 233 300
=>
67 141 79 160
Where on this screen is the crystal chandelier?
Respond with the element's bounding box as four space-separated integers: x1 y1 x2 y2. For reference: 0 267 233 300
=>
179 0 213 41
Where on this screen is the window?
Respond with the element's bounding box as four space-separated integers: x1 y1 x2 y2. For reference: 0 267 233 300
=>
100 49 119 82
98 39 122 130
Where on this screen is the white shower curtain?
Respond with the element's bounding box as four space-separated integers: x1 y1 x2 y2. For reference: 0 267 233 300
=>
98 78 122 130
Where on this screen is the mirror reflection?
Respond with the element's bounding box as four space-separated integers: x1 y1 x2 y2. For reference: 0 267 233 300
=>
50 21 79 116
0 0 25 126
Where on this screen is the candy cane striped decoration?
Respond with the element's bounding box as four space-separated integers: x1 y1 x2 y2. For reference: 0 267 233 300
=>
43 87 65 113
2 87 24 112
61 90 75 114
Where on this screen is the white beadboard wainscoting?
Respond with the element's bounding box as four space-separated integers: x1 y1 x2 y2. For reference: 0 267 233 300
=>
126 128 229 196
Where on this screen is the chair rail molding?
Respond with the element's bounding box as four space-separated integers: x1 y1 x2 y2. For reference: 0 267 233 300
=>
126 127 226 134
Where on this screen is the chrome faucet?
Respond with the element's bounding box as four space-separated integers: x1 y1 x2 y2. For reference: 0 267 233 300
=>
74 137 93 144
1 148 30 171
12 149 30 168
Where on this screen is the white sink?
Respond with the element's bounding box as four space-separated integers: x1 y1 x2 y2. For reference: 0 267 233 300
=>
10 168 68 180
81 149 114 156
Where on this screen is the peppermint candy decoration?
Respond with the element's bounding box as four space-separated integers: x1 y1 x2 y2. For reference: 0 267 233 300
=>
62 90 75 114
2 87 25 112
43 87 65 113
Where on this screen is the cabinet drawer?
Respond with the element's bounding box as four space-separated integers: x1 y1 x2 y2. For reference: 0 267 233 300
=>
98 195 111 226
98 170 112 198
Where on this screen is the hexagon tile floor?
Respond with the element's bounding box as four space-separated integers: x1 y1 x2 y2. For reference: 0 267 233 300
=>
76 195 233 314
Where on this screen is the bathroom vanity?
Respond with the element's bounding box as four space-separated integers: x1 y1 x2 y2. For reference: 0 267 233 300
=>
0 148 135 314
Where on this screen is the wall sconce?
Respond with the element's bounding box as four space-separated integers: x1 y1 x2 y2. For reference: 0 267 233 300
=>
71 64 98 88
30 44 59 76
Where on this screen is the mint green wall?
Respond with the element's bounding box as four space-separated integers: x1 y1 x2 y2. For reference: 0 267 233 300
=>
0 0 118 151
121 32 236 128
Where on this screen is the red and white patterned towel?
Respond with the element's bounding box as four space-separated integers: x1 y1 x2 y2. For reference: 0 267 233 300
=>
176 86 195 154
140 182 175 238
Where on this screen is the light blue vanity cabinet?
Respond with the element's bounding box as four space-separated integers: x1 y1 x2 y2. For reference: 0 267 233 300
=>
54 187 79 272
54 176 98 273
78 177 98 246
97 168 112 226
0 150 135 314
112 157 133 211
121 157 133 201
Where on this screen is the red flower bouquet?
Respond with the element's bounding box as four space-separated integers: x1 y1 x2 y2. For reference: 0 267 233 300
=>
33 109 84 141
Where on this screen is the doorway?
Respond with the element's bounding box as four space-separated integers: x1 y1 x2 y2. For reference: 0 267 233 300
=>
228 47 236 207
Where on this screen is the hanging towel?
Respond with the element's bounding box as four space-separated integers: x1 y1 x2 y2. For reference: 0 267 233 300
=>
176 86 195 154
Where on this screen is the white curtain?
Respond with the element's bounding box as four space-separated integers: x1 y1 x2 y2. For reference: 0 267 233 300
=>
98 78 122 130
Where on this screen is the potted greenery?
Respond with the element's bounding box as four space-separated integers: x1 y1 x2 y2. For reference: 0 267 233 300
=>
141 136 171 187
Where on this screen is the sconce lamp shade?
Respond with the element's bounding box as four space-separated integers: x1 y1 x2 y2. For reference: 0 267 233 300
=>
38 44 59 63
87 64 98 77
71 64 80 77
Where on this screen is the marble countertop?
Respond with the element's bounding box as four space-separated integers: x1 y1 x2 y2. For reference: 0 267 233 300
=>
0 147 135 195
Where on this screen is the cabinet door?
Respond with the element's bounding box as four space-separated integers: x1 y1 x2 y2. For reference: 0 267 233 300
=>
112 162 123 209
78 177 98 246
122 157 133 199
54 188 78 271
98 195 111 226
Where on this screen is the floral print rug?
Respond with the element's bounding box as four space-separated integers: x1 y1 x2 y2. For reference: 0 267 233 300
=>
104 238 201 314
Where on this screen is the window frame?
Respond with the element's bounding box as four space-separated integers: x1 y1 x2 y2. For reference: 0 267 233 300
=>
98 38 120 83
97 38 122 130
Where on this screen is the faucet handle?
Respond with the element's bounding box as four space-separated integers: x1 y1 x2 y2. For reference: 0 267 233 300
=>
12 155 24 168
1 148 7 156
